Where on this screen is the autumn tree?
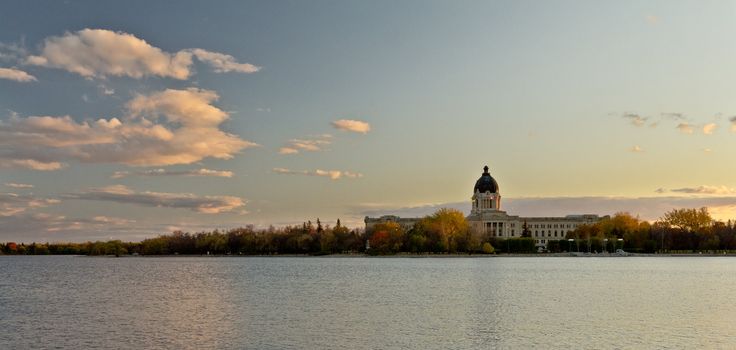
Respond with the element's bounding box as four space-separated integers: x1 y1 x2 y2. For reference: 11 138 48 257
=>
659 207 712 233
368 221 404 254
418 208 471 253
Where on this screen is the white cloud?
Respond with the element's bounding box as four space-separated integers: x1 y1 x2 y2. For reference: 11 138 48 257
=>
189 48 260 73
26 28 258 80
702 123 717 135
0 88 257 169
676 123 694 134
331 119 371 134
98 84 115 95
65 185 246 214
111 168 234 179
0 67 36 82
279 134 332 154
629 145 643 153
4 183 33 189
273 167 363 180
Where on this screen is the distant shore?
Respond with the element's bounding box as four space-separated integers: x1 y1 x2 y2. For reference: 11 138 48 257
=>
15 252 735 258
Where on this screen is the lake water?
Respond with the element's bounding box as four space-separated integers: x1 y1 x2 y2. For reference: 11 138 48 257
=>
1 256 735 349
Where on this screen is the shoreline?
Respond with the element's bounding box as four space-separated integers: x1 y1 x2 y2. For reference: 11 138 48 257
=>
5 252 736 258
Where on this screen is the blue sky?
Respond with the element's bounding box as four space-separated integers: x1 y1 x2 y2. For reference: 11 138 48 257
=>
2 1 736 242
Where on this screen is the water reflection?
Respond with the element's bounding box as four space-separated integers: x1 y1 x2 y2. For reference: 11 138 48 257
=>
0 257 237 348
2 256 736 349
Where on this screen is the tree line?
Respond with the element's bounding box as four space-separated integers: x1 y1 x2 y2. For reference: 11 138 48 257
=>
2 207 735 256
556 207 736 254
0 219 364 256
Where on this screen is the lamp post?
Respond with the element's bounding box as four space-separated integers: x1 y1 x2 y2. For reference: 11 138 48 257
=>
568 239 574 255
617 238 624 254
603 238 608 254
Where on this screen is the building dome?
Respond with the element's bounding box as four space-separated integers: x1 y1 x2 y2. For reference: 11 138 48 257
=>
474 165 499 194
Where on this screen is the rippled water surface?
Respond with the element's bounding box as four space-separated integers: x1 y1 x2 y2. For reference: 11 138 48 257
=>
2 256 735 349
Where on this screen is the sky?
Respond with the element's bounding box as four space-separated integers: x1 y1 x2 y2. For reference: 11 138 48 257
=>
2 0 736 242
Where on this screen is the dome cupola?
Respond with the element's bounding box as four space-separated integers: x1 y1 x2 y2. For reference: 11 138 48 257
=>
474 165 499 194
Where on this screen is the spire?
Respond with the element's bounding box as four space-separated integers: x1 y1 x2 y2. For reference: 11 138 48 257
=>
483 165 489 174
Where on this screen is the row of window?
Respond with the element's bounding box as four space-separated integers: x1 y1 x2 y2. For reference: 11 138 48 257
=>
534 230 571 238
529 223 577 229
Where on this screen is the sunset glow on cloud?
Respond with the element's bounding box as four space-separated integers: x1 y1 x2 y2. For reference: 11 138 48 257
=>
26 29 258 79
2 2 736 241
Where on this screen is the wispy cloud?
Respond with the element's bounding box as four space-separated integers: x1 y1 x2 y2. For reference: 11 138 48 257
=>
629 145 643 153
622 113 647 127
188 48 259 73
25 28 259 80
279 134 332 155
0 88 258 169
0 67 36 82
4 183 33 189
676 122 694 134
0 42 28 62
661 112 686 121
97 84 115 96
0 159 66 171
645 15 659 25
64 185 246 214
0 193 59 216
667 185 736 195
273 167 363 180
730 116 736 132
331 119 371 134
111 168 234 179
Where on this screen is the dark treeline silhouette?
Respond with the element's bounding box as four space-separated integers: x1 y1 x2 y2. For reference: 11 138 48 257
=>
0 219 364 256
2 207 735 256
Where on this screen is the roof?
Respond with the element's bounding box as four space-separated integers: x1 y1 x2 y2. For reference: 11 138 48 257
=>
474 165 499 194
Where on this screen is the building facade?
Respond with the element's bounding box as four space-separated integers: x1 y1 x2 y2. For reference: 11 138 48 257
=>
365 165 607 249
